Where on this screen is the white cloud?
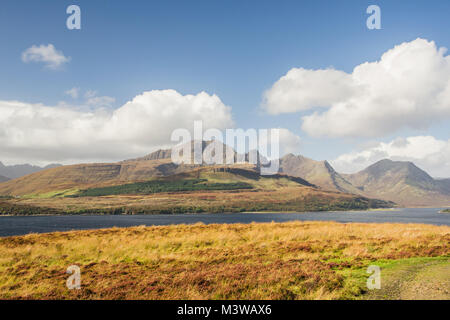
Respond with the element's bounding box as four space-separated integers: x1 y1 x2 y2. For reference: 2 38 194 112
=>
263 68 354 113
331 136 450 178
22 44 70 70
84 90 97 99
264 38 450 138
0 90 234 165
277 128 302 155
256 128 302 160
86 96 116 108
65 88 80 99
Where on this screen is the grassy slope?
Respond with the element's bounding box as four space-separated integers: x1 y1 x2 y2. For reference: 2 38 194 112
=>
0 221 448 299
1 168 392 215
74 179 253 197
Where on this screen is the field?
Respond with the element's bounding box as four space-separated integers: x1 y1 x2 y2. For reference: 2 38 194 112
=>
0 221 448 299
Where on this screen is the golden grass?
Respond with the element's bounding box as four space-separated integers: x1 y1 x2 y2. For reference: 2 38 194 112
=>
0 221 448 300
5 185 379 215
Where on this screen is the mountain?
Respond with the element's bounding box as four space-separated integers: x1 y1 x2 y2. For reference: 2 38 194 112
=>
0 142 251 196
1 143 448 207
436 178 450 194
0 161 61 180
279 154 360 194
343 159 450 206
0 175 10 183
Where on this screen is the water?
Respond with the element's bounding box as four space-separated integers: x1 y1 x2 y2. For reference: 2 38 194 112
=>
0 207 448 237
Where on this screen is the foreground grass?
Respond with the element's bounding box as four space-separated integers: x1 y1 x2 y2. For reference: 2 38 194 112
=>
0 221 448 300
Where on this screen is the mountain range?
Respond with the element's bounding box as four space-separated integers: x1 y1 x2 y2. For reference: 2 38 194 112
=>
279 155 449 206
0 161 61 180
0 142 449 207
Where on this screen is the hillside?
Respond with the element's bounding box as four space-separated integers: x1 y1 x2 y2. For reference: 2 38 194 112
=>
0 141 252 197
1 141 448 207
0 158 180 196
279 154 360 194
0 175 9 183
1 166 391 215
343 159 450 206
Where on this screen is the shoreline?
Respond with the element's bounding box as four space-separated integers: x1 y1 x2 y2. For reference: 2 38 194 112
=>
0 207 401 217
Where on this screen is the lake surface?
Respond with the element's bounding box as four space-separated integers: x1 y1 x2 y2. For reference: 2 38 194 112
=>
0 207 448 237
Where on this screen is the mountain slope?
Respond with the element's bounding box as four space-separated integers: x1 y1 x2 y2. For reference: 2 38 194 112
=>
343 159 450 206
279 154 360 194
0 175 9 183
5 165 392 215
0 141 262 197
0 161 61 180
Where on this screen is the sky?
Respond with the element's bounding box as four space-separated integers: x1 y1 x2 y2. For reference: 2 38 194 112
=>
0 0 450 177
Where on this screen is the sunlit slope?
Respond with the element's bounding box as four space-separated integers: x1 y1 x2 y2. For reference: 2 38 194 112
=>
279 154 360 194
343 160 450 206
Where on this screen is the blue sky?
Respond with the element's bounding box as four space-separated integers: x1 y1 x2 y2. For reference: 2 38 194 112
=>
0 0 450 176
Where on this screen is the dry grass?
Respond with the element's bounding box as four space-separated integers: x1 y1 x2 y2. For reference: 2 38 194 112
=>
5 185 385 215
0 221 448 300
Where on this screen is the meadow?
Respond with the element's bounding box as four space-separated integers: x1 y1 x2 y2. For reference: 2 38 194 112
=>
0 221 448 299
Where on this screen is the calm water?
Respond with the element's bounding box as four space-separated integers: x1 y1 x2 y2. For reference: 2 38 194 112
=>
0 207 448 237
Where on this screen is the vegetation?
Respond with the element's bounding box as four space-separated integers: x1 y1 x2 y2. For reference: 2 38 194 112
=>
73 179 253 197
1 184 393 215
0 221 448 299
441 209 450 213
0 201 62 216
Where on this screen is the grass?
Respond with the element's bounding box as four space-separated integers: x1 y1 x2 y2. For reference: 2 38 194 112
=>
441 209 450 213
73 179 253 197
1 185 392 215
0 221 448 299
0 167 393 215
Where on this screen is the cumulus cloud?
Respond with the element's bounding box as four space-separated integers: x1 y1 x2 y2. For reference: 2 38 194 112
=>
255 128 302 160
22 44 70 70
331 136 450 178
264 38 450 138
277 128 302 155
0 90 234 165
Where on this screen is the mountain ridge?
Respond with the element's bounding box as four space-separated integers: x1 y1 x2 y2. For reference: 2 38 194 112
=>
0 144 448 207
0 161 61 180
343 159 450 206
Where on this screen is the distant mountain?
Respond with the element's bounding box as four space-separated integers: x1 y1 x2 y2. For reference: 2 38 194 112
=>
436 178 450 194
0 144 449 207
0 161 61 180
343 159 450 206
279 154 360 194
126 140 238 164
0 142 252 196
0 175 10 183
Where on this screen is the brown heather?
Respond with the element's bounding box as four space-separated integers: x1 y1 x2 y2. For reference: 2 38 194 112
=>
0 221 448 300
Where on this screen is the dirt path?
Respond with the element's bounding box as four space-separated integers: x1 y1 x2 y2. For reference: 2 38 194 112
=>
365 258 450 300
